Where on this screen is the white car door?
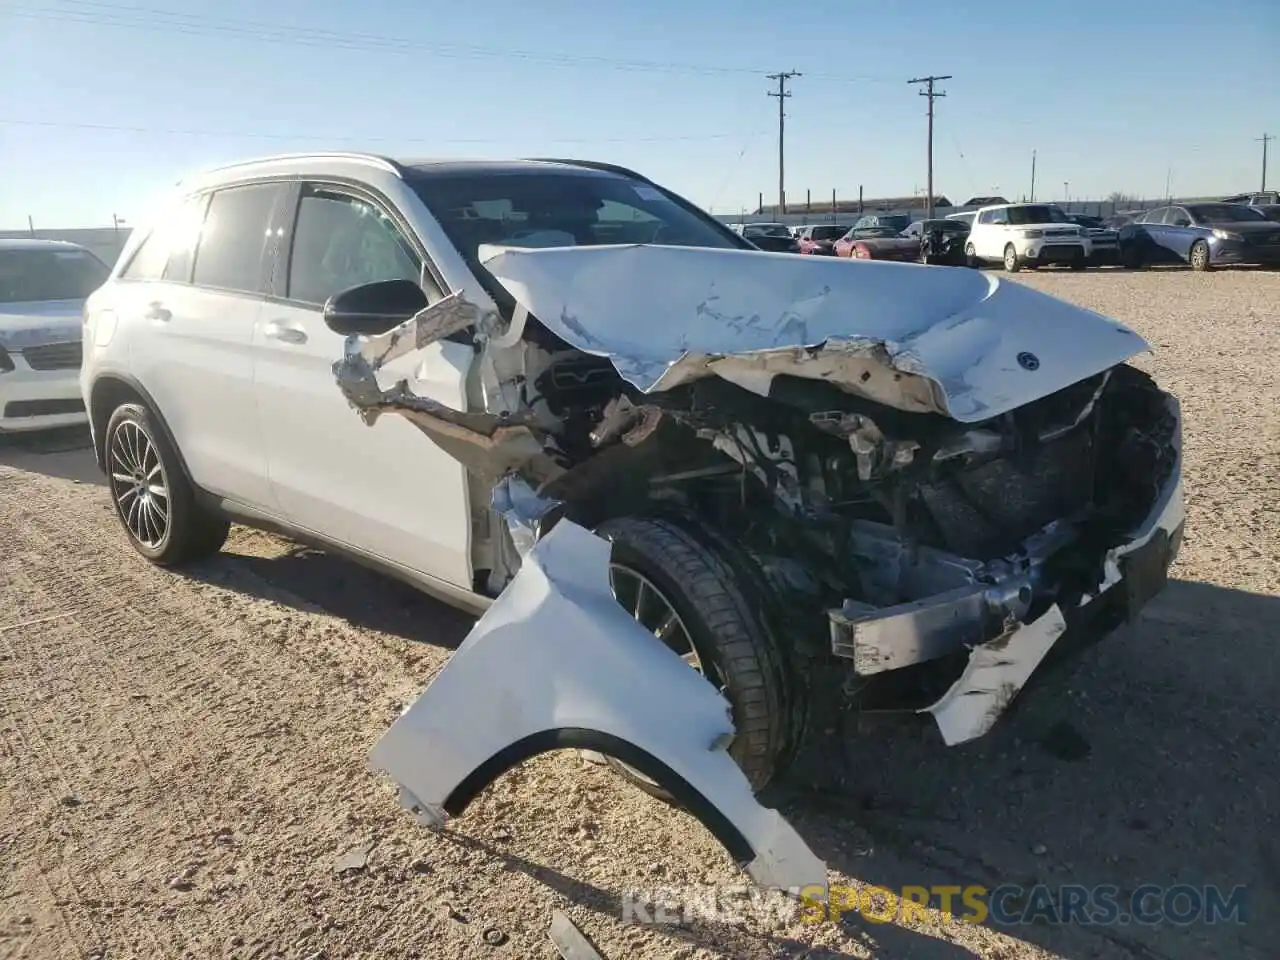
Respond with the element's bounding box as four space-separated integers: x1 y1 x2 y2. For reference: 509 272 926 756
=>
114 184 286 509
252 182 474 589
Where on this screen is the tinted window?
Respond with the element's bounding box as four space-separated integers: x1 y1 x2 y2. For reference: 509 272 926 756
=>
191 183 285 294
122 194 207 282
1139 207 1166 224
1168 208 1192 226
1186 203 1267 223
1005 205 1069 225
288 187 422 306
809 225 847 241
0 247 109 303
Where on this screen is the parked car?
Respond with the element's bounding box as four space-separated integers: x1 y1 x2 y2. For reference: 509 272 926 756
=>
835 229 920 261
1102 210 1145 230
849 213 912 235
1250 204 1280 222
1 239 108 432
1222 191 1280 205
735 222 799 253
795 223 854 255
1062 215 1120 264
903 218 972 265
1064 213 1105 230
965 203 1089 272
82 155 1183 870
1117 202 1280 270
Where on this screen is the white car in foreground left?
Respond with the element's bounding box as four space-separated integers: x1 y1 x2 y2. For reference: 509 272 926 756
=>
0 239 108 432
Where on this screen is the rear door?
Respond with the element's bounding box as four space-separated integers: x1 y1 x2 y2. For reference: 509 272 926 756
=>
117 182 287 508
251 181 474 588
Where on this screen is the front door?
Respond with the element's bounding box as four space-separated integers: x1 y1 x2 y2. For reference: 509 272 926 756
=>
252 182 475 589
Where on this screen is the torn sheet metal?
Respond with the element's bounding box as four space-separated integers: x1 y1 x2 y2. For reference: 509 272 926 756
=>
923 605 1068 746
347 290 481 370
476 243 1149 423
369 519 827 892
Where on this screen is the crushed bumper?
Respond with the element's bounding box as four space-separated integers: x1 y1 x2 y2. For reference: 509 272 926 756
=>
830 394 1184 744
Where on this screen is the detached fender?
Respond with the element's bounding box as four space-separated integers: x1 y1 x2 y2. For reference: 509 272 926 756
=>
369 520 827 892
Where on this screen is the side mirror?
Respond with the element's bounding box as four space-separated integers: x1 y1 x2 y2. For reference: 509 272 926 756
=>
322 279 429 338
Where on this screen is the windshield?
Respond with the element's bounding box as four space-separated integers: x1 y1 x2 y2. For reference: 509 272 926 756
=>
408 171 743 271
810 225 848 241
743 223 791 237
1187 204 1268 223
0 247 109 303
921 219 968 233
878 215 911 233
1006 205 1070 225
856 226 904 238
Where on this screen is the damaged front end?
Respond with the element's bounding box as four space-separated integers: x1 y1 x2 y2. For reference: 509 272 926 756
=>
329 244 1182 892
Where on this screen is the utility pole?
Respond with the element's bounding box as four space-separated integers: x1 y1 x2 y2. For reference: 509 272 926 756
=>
767 71 801 215
1258 133 1274 191
907 74 951 219
1030 150 1037 202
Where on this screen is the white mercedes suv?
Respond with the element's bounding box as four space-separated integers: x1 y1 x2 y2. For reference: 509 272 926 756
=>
81 153 1183 815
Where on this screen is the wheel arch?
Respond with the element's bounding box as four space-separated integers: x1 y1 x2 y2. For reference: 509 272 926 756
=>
441 727 755 864
88 374 190 479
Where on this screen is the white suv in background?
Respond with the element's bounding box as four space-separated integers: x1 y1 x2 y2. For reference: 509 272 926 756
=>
0 239 107 432
965 203 1090 271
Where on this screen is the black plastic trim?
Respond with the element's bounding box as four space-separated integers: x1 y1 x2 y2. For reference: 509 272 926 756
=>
442 728 755 865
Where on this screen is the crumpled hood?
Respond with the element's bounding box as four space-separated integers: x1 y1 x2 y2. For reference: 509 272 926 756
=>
477 244 1150 423
0 300 84 350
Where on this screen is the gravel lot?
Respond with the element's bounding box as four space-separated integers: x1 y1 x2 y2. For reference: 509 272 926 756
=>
2 267 1277 960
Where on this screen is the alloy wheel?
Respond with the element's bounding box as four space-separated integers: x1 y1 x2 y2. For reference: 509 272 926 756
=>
109 420 170 548
607 563 706 788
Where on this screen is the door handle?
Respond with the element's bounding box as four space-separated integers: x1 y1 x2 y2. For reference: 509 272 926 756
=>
145 302 171 322
263 320 308 345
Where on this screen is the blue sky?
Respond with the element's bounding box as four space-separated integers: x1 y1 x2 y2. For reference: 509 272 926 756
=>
1 0 1276 227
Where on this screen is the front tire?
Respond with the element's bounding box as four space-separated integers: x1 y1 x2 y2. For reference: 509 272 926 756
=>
594 516 793 799
1189 240 1212 272
1003 244 1022 272
964 241 978 267
105 403 229 566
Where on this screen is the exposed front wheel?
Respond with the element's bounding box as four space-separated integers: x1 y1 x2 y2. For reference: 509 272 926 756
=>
105 403 229 566
1189 240 1212 272
1003 244 1022 272
964 242 978 267
594 516 794 800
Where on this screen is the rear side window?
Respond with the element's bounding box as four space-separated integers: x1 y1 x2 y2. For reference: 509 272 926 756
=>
286 186 422 306
121 194 207 282
192 183 287 295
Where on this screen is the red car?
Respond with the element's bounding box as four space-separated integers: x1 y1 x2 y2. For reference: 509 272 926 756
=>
795 223 854 255
834 225 920 262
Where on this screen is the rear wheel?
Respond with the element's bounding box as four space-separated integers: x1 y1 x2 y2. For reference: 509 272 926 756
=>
1003 244 1022 272
595 516 793 800
105 403 229 565
1189 240 1212 272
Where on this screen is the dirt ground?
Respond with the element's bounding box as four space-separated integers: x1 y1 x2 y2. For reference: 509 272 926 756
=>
2 267 1277 960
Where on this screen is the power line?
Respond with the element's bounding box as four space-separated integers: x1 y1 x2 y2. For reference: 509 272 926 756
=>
7 1 898 84
907 74 951 219
766 71 801 214
0 116 749 146
1258 133 1274 192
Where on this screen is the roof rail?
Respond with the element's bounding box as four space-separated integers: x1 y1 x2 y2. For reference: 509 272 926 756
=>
198 152 406 178
521 158 657 186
